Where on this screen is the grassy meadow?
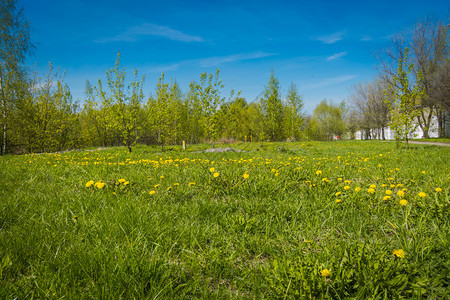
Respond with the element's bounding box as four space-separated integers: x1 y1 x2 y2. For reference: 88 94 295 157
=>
0 141 449 299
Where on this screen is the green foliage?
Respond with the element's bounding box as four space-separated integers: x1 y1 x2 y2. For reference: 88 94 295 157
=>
260 70 284 141
386 47 424 147
95 53 145 152
283 82 304 140
307 99 346 141
0 0 34 154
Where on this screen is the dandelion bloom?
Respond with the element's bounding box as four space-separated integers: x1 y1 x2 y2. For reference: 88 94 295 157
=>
383 196 391 201
322 177 328 182
243 173 249 179
85 180 95 188
418 192 427 198
397 190 405 198
344 186 350 190
335 192 341 197
95 181 105 189
124 181 130 186
321 269 331 277
167 186 172 191
149 190 156 195
435 187 442 192
213 172 220 178
385 190 393 195
118 178 126 183
344 180 352 184
337 178 342 181
399 199 408 206
335 199 342 203
393 249 405 258
209 167 215 173
188 182 195 186
160 175 164 179
173 183 180 186
367 188 375 194
369 184 376 189
355 187 361 192
316 170 322 175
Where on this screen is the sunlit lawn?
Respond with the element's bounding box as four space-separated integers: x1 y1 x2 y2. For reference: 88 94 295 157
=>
1 141 449 298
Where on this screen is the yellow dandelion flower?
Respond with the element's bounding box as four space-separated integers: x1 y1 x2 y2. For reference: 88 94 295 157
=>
154 184 160 188
369 184 376 189
337 177 342 181
344 180 352 184
336 199 342 203
173 183 180 186
188 182 195 186
316 170 322 175
160 175 164 179
243 173 250 179
399 199 408 206
418 192 427 198
393 249 405 258
209 167 215 173
383 196 391 201
335 191 341 196
321 269 331 277
421 171 426 174
118 178 126 183
85 180 95 188
124 181 130 186
344 185 351 190
397 190 405 197
390 184 395 188
355 187 361 192
435 187 442 192
368 188 375 194
385 190 393 195
378 164 382 167
149 190 156 195
167 186 172 191
94 181 105 189
322 177 328 182
213 172 219 178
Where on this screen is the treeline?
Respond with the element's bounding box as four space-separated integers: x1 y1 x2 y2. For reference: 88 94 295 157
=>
2 52 308 153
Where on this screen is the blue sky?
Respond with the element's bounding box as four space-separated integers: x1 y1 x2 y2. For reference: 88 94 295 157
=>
21 0 448 113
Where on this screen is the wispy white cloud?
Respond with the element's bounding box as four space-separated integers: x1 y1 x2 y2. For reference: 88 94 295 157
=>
360 35 372 41
303 75 356 90
326 51 347 61
317 31 345 44
143 51 277 73
197 51 277 67
95 23 204 43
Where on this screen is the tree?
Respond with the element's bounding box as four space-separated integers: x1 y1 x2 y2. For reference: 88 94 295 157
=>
0 0 34 154
193 69 224 148
283 82 304 140
260 70 284 141
308 100 346 141
350 79 390 140
96 53 145 152
385 47 424 148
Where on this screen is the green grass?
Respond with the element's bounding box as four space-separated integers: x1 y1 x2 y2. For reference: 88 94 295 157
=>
1 141 449 299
